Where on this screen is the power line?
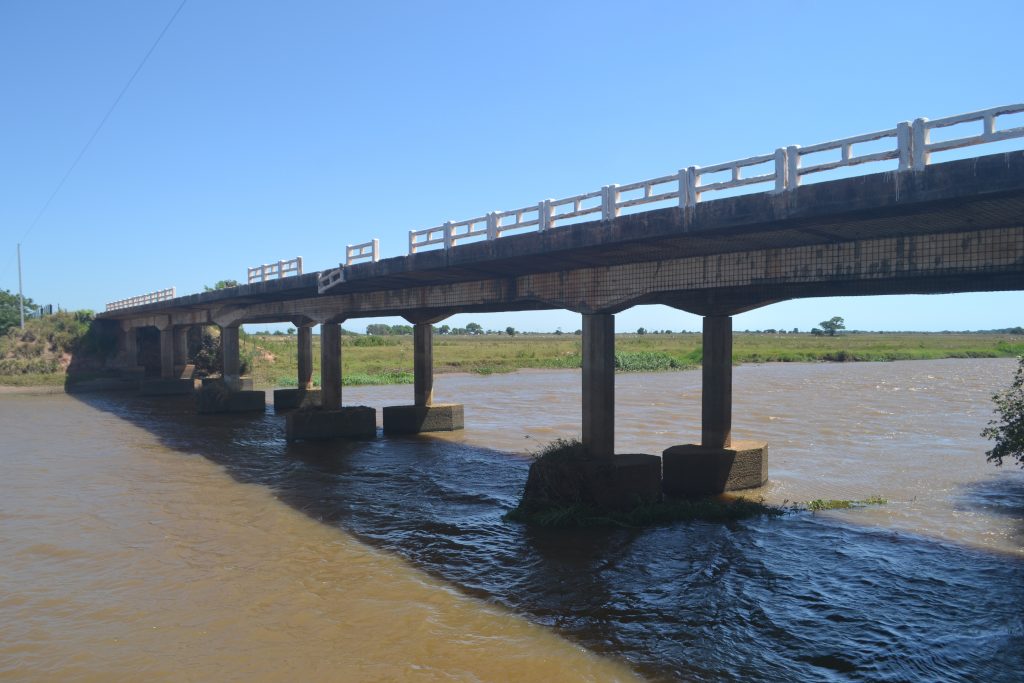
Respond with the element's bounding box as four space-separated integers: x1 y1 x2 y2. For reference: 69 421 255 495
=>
4 0 188 282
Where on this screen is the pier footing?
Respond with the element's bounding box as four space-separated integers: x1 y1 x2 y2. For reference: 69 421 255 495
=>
273 388 321 412
140 378 196 396
661 440 768 496
196 383 266 414
285 406 376 441
521 452 662 514
381 403 464 434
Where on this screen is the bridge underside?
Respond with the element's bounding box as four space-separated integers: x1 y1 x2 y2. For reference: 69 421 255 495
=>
94 151 1024 497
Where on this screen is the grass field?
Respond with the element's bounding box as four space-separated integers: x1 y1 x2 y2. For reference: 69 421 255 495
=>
243 332 1024 388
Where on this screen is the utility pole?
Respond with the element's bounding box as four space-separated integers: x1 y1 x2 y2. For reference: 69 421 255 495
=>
17 243 24 329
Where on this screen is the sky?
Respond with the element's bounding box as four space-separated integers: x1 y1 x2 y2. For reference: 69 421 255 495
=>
1 0 1022 334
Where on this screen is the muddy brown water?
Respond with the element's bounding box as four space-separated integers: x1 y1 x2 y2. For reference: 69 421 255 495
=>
1 358 1022 681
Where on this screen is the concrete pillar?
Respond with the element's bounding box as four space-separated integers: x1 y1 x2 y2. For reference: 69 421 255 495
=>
297 325 314 390
320 323 342 410
173 326 190 366
159 327 175 379
119 323 138 367
582 312 615 458
413 322 433 407
221 325 241 388
702 315 732 449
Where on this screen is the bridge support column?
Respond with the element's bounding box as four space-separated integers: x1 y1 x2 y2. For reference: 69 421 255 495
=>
702 315 732 449
662 314 767 496
383 320 464 434
320 322 342 410
582 312 615 458
140 318 195 396
274 322 321 411
173 326 190 367
116 322 140 369
286 321 375 440
221 325 241 390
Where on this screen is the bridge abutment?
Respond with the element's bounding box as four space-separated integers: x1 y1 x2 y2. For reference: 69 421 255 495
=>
383 320 464 434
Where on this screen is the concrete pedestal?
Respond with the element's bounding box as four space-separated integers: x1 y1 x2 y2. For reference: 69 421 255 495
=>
381 403 464 434
140 378 196 396
661 440 768 497
196 383 266 414
285 407 376 441
273 388 322 412
520 452 662 514
201 376 254 391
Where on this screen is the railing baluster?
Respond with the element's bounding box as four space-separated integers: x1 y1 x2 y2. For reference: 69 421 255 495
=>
912 117 929 171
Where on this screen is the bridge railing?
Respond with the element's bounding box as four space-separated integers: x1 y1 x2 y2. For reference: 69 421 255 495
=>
318 103 1024 292
247 256 303 284
106 287 176 311
346 239 379 265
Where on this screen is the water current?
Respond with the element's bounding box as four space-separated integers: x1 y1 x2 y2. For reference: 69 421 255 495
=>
2 358 1022 681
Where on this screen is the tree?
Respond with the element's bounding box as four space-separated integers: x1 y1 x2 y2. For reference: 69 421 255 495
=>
203 279 240 292
505 326 516 336
636 327 647 335
818 316 845 336
0 289 36 336
465 322 483 335
286 327 295 335
366 323 391 335
982 356 1024 468
438 324 451 335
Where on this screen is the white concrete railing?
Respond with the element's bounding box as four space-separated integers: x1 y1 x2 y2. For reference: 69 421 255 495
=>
247 256 303 284
315 104 1024 292
106 287 175 311
403 103 1024 254
346 239 379 265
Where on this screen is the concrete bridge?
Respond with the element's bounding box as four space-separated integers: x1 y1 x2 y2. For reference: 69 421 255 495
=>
97 104 1024 498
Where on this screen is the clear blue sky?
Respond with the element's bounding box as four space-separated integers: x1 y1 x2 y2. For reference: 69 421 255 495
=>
2 0 1022 333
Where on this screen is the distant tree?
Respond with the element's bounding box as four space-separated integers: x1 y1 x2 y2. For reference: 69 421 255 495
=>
982 356 1024 468
636 327 647 335
466 322 483 335
438 324 451 335
505 326 516 336
0 289 36 336
810 327 825 336
286 327 295 335
819 316 846 336
203 279 240 292
389 324 414 335
366 323 391 335
554 327 563 335
574 329 582 335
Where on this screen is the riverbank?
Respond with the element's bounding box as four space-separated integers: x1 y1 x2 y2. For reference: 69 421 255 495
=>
3 330 1022 388
244 332 1024 388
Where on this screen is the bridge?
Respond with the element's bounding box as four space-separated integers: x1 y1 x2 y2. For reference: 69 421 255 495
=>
96 104 1024 501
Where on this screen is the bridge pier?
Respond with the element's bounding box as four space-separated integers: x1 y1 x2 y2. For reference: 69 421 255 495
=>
662 314 767 496
273 322 321 411
582 312 615 458
286 321 375 440
196 324 263 411
383 320 464 434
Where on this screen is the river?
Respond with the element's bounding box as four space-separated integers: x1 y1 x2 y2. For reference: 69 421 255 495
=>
1 358 1022 681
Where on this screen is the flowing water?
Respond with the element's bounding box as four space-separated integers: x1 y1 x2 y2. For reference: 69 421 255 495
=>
1 358 1022 681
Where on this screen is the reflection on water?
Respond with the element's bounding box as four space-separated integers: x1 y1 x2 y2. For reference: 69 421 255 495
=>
2 358 1023 681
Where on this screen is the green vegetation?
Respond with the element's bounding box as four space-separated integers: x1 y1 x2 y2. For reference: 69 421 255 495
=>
242 331 1024 388
203 279 240 291
0 310 114 379
0 289 37 337
981 355 1024 468
805 496 888 511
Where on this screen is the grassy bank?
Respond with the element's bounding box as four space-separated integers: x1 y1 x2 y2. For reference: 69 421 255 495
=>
243 332 1024 387
3 326 1022 388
